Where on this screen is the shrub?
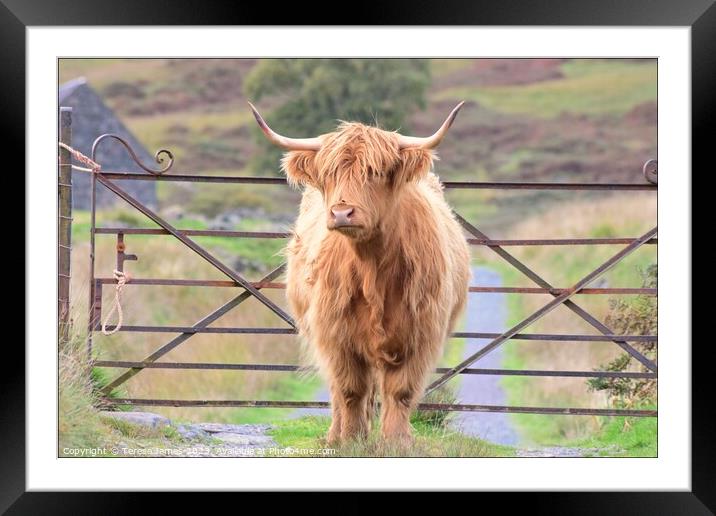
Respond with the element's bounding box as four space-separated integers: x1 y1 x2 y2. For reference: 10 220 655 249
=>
587 264 657 408
411 384 458 430
59 322 108 451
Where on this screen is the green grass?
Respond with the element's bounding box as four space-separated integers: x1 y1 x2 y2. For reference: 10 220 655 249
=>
194 234 285 269
269 416 515 457
126 108 252 141
124 109 253 164
59 323 196 456
435 59 656 118
568 413 657 457
445 188 500 226
228 372 322 424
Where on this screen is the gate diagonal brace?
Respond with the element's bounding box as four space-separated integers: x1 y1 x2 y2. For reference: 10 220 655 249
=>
425 225 658 395
453 212 657 373
100 264 287 395
95 174 295 328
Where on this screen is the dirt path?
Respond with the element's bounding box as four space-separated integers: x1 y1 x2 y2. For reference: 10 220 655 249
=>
450 266 521 446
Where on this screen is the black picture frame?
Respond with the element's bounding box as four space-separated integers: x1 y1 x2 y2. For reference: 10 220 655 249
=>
8 0 709 511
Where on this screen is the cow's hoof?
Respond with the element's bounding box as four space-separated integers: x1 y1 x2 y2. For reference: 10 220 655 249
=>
325 432 341 447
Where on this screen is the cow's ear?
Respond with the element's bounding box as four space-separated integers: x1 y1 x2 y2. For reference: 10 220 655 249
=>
281 151 317 188
393 148 435 185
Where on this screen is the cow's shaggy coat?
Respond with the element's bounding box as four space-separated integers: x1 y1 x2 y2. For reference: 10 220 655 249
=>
274 120 471 444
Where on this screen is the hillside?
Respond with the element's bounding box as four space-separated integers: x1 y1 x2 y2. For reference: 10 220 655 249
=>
59 58 656 227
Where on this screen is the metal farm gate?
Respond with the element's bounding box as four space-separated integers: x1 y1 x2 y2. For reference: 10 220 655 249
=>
58 107 658 419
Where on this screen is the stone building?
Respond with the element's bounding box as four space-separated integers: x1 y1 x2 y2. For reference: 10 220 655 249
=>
59 77 158 209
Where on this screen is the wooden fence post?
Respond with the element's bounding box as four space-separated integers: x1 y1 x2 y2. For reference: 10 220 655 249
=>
58 107 73 344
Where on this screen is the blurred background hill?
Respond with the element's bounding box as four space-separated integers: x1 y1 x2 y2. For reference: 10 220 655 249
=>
60 58 656 228
59 59 657 450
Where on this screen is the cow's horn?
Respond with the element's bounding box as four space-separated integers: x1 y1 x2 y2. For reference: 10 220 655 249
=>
248 101 322 151
397 101 465 150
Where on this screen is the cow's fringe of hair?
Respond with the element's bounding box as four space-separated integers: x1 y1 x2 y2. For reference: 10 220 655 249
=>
280 122 439 188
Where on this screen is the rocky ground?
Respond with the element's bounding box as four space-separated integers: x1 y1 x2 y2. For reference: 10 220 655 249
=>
516 446 625 458
100 411 279 457
101 411 612 458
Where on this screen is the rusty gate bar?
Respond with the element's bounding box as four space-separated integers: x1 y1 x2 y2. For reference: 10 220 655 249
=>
444 181 656 190
96 227 291 238
67 132 658 418
101 398 657 417
452 212 658 373
453 332 657 342
425 226 658 395
87 171 657 191
93 360 656 379
100 264 286 394
94 276 656 296
97 278 286 288
467 237 657 246
58 108 73 344
95 325 656 342
101 326 297 334
94 226 657 247
467 287 656 295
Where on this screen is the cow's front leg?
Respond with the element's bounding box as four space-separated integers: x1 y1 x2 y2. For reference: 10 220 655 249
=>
380 361 424 445
329 351 371 442
326 383 343 445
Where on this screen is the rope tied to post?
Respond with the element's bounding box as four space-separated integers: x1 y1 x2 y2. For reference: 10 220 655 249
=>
101 269 129 336
58 142 101 172
58 142 137 336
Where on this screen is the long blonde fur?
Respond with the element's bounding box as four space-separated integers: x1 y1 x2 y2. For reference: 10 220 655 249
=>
281 122 470 443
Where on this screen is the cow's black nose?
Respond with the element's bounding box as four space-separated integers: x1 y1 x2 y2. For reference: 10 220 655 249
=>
331 206 355 227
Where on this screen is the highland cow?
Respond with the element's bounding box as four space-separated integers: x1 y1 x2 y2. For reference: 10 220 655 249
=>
250 102 471 444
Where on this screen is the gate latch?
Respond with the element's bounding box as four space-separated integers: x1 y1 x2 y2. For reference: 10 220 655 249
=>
116 232 138 272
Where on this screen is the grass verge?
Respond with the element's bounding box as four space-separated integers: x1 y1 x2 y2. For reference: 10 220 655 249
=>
269 416 515 457
566 413 657 457
59 322 195 456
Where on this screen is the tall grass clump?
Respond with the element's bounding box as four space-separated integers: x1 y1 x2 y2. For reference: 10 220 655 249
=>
58 319 110 452
270 416 513 458
410 384 458 430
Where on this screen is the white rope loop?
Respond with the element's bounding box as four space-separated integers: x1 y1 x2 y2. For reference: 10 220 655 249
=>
101 270 128 336
58 143 130 336
58 142 102 172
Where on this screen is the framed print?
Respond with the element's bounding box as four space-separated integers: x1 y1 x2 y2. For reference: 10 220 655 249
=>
8 0 712 511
